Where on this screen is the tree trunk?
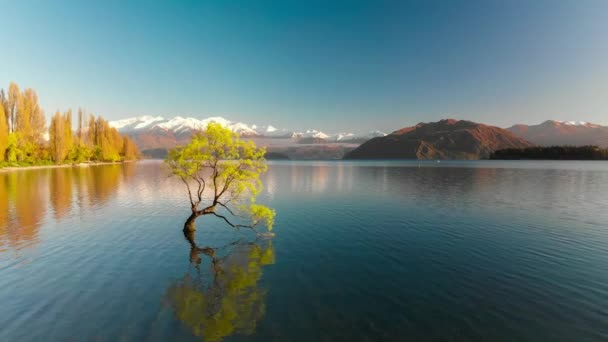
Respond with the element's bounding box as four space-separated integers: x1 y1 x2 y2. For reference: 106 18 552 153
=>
184 211 199 233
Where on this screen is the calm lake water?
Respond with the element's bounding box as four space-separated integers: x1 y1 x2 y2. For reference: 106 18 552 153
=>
1 160 608 341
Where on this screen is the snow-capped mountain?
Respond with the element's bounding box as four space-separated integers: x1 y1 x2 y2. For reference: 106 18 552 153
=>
555 120 599 127
108 115 381 151
110 116 258 136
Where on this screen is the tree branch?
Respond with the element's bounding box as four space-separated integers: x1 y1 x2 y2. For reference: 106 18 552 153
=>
211 212 257 231
217 201 237 216
180 177 195 207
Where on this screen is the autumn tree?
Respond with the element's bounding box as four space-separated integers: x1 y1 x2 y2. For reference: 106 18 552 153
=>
25 89 46 144
63 109 73 158
165 123 275 233
15 88 46 160
122 136 139 160
90 116 122 161
0 82 138 165
0 89 8 127
0 104 7 161
7 82 20 133
77 108 84 146
86 114 96 147
49 111 66 163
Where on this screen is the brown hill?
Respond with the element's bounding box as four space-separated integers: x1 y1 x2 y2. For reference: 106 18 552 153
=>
507 120 608 147
344 119 531 160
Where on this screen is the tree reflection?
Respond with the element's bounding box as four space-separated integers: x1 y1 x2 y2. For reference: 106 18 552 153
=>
0 164 136 251
87 164 123 204
165 231 275 342
50 167 73 219
0 170 48 248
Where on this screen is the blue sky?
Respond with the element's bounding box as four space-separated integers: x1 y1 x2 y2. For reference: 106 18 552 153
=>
1 0 607 132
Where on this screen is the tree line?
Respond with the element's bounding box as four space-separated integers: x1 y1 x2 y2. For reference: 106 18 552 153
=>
490 145 608 160
0 82 139 165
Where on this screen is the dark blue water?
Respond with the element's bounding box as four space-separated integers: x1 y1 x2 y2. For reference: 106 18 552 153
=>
1 160 607 341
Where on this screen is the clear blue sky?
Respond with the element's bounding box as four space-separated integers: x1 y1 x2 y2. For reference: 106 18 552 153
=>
1 0 607 132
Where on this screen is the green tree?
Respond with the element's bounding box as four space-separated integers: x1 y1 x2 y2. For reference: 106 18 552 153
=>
164 123 275 233
5 133 21 162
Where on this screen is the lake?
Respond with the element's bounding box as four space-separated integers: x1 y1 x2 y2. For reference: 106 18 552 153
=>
1 160 608 341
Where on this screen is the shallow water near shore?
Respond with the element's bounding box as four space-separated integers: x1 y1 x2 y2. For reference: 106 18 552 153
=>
1 160 608 341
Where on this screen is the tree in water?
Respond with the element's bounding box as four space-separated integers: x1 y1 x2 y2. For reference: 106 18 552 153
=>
165 234 275 342
164 123 275 233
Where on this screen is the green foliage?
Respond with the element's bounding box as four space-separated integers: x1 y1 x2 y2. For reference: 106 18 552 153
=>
249 204 275 231
165 123 275 232
6 133 21 162
68 144 93 163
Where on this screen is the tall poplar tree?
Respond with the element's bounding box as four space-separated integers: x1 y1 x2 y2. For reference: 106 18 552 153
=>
87 114 96 147
0 104 8 161
25 89 45 143
7 82 20 133
49 111 65 163
63 109 73 158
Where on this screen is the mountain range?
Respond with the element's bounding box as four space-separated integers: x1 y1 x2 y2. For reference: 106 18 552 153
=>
109 115 386 149
109 115 608 160
507 120 608 147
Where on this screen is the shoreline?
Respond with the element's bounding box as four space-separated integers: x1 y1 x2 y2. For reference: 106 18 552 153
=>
0 160 136 172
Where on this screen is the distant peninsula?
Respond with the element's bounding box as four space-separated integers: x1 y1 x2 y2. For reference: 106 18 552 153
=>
490 146 608 160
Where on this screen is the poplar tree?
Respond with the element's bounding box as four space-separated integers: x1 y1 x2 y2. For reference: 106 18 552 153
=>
25 89 46 144
0 82 140 164
49 111 65 163
122 136 139 160
63 109 73 159
0 105 8 161
7 82 20 133
87 114 96 147
16 89 32 139
77 108 84 146
0 90 9 130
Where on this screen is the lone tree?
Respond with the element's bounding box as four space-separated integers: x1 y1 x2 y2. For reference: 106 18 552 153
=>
165 123 275 234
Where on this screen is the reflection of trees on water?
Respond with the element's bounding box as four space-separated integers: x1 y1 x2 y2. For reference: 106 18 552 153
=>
0 171 48 249
50 167 73 219
165 232 275 342
0 164 136 251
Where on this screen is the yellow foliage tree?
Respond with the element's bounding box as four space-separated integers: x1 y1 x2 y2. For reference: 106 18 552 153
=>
165 123 275 233
7 82 20 133
49 111 66 163
0 105 7 161
63 109 73 159
122 136 139 160
0 82 139 165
